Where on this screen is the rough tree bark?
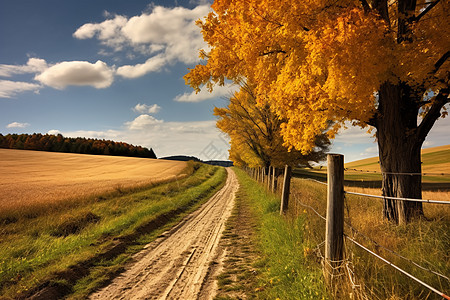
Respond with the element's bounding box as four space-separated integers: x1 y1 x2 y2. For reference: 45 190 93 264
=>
375 82 424 224
370 0 449 224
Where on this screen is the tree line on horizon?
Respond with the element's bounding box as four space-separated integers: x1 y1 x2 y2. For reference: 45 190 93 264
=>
0 133 157 159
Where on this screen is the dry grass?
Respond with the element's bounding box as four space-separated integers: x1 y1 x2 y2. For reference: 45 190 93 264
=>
289 178 450 299
0 149 187 212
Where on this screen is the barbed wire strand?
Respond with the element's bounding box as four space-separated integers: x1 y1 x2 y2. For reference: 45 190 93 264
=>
345 191 450 205
344 168 450 176
295 183 449 280
296 173 450 298
297 177 328 186
344 222 450 282
345 235 450 300
298 193 450 283
294 197 327 221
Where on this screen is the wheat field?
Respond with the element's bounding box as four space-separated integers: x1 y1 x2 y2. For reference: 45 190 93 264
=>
345 144 450 174
0 149 187 211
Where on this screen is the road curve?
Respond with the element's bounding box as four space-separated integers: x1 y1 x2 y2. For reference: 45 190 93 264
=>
89 168 239 300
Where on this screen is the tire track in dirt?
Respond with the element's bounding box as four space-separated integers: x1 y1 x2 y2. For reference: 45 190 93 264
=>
89 168 239 300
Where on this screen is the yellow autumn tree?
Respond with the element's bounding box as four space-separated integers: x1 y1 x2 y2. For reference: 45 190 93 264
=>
186 0 449 224
215 83 330 170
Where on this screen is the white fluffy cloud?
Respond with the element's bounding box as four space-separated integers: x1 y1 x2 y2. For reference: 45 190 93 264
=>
125 114 163 130
35 60 114 89
175 84 238 102
47 129 62 135
0 58 48 78
0 80 41 98
6 121 30 128
73 15 128 51
116 54 166 78
51 118 229 160
74 5 210 77
133 103 161 114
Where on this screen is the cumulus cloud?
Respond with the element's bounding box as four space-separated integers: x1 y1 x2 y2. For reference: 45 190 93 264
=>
52 119 229 160
6 122 30 128
360 146 379 157
0 58 48 77
73 15 128 51
0 80 41 98
175 84 238 102
125 114 163 130
48 129 122 140
133 103 161 114
117 54 166 78
74 5 210 77
47 129 62 135
35 60 114 89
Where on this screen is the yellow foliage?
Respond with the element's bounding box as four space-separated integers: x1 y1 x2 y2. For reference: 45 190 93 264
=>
185 0 450 152
214 83 330 167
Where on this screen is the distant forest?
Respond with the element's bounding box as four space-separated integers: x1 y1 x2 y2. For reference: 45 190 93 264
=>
0 133 157 159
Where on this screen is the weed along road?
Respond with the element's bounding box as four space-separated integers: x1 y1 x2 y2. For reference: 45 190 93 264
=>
89 168 239 300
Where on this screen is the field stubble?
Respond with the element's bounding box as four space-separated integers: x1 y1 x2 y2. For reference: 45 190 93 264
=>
0 149 187 214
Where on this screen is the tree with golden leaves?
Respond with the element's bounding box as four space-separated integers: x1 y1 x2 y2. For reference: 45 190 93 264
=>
215 83 330 170
186 0 449 224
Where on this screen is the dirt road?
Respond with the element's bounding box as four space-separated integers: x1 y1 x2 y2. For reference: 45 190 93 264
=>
89 168 238 300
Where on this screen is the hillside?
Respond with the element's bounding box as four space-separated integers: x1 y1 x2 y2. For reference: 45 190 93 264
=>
293 145 450 189
0 149 186 212
345 144 450 174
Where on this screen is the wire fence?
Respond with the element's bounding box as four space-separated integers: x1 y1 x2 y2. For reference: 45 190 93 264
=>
344 168 450 176
292 169 450 299
299 174 450 205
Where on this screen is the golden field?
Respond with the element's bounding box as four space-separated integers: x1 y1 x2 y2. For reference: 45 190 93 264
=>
0 149 187 211
345 144 450 174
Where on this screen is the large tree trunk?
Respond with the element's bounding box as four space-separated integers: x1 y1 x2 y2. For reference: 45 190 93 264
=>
375 82 424 224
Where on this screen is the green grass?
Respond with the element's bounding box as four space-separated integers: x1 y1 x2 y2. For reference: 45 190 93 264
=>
233 168 328 299
0 162 227 299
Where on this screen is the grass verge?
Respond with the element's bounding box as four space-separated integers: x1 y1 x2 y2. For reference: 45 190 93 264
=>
0 162 227 299
214 168 328 299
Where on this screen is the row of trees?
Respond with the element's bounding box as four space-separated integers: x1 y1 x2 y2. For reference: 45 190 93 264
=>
214 82 330 170
0 133 157 159
186 0 449 224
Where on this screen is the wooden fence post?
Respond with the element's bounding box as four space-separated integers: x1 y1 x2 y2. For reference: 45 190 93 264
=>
271 167 276 193
280 165 292 215
324 154 345 286
267 166 272 190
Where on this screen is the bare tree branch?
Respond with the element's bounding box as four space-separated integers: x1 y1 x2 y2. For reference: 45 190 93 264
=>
416 89 450 143
360 0 371 12
431 51 450 75
414 0 441 23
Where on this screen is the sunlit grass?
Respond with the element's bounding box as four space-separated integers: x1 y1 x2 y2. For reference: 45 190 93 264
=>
233 168 328 299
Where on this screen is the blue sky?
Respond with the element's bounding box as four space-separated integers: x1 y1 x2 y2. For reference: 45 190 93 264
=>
0 0 448 163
